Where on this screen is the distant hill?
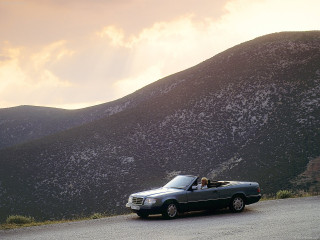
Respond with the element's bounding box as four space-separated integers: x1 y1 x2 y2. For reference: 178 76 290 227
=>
0 76 187 150
0 31 319 221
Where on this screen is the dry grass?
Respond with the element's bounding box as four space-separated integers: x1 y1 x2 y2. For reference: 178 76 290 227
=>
0 219 70 230
0 213 112 230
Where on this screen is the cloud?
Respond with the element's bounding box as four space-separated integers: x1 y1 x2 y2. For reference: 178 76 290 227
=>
0 0 319 109
101 0 320 100
0 41 73 108
113 64 163 98
218 0 320 38
0 44 26 93
99 14 240 98
0 55 11 62
31 40 74 71
0 0 229 108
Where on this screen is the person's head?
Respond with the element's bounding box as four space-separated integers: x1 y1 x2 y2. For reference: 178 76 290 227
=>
201 177 208 186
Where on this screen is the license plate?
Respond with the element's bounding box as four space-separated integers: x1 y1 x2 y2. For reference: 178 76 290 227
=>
131 205 140 210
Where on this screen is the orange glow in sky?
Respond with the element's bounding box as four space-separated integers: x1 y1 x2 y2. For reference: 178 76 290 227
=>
0 0 319 109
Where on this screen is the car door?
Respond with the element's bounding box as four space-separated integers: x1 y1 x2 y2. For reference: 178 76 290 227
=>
186 188 219 211
215 186 234 208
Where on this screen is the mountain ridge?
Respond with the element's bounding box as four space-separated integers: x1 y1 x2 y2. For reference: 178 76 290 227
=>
1 31 318 149
0 66 189 150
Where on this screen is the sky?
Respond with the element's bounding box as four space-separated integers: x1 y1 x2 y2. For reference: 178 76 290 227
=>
0 0 319 109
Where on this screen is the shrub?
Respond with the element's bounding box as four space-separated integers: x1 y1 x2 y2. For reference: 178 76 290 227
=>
276 190 293 199
6 215 35 225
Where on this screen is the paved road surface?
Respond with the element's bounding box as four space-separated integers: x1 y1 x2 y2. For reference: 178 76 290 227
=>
1 196 320 240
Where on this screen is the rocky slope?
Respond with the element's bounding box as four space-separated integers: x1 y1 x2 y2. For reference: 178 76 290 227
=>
0 31 319 221
292 157 320 192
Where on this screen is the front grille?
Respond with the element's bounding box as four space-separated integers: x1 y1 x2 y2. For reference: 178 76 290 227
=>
132 197 144 205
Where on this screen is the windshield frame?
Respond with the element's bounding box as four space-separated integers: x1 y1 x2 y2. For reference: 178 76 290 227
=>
163 175 197 190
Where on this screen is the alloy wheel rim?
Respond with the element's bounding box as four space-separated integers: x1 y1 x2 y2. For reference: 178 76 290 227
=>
167 204 177 217
233 197 244 211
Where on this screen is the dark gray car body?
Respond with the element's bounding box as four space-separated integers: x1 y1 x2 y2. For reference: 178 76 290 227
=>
126 175 261 217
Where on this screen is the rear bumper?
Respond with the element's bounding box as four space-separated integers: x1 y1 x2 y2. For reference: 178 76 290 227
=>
246 194 262 205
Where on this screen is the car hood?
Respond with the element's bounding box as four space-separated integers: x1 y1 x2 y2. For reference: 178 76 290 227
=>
132 187 183 198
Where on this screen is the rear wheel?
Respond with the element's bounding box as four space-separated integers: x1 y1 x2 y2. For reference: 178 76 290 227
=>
162 202 179 219
230 195 245 213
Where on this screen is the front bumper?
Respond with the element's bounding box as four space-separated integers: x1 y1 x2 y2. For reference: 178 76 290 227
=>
126 203 163 215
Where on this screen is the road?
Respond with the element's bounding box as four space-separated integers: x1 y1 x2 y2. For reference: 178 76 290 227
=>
1 196 320 240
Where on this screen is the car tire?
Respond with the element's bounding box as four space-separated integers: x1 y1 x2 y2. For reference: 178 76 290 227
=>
162 202 179 219
137 212 149 218
230 195 245 213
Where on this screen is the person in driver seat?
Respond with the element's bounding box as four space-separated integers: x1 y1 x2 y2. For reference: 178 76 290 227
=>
197 177 208 190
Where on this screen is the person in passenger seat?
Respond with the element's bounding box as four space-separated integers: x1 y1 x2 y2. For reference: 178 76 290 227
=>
197 177 208 190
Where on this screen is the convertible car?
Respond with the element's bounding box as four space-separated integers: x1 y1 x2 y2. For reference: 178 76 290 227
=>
126 175 261 219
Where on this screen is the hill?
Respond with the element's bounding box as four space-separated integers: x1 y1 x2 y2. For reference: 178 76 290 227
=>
0 31 319 221
0 80 179 150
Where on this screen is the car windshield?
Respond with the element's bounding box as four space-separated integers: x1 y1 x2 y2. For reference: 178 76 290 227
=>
163 175 196 189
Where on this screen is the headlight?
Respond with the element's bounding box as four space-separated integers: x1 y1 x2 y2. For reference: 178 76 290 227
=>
128 196 133 203
144 198 157 205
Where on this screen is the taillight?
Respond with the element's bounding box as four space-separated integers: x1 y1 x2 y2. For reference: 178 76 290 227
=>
257 187 261 193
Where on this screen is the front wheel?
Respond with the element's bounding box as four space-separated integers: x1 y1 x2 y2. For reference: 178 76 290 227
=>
230 195 245 213
162 202 179 219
